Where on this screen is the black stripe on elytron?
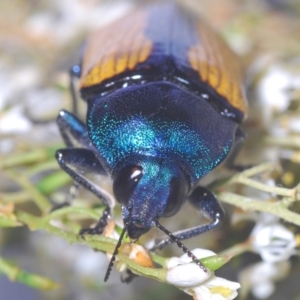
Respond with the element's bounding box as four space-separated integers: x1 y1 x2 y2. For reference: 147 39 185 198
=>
143 3 199 76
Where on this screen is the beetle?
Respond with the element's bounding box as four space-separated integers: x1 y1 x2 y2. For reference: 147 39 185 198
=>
55 3 248 280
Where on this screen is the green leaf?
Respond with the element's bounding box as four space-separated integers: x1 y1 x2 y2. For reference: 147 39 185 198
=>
200 253 235 271
0 215 22 227
36 171 71 194
0 257 59 290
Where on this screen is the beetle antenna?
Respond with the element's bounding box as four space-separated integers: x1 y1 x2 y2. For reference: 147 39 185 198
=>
155 220 207 272
104 222 128 282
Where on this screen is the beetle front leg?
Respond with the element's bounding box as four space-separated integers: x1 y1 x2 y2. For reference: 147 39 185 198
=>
225 126 252 171
69 64 81 115
56 148 113 235
151 186 224 250
57 110 89 148
79 206 111 236
56 148 112 206
55 110 94 208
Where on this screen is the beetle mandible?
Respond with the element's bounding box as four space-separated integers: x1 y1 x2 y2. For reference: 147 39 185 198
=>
55 3 248 280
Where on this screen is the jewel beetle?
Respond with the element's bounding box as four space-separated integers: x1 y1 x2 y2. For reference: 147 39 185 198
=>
55 2 248 280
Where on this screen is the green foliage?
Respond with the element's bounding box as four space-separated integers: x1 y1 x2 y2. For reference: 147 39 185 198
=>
1 144 300 291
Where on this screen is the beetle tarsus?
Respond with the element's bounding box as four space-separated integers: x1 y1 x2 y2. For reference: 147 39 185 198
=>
155 220 207 272
225 127 252 171
121 269 138 283
79 206 111 237
50 201 71 212
50 181 80 212
151 186 225 251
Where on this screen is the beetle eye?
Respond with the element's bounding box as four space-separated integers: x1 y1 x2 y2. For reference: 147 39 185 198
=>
113 165 143 205
163 178 188 217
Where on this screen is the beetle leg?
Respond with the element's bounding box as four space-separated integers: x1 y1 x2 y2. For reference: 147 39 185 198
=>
225 126 252 171
69 64 81 115
56 109 94 208
79 206 111 236
54 110 90 208
56 148 111 205
151 186 224 250
57 110 89 148
56 148 114 235
120 269 138 284
50 181 81 210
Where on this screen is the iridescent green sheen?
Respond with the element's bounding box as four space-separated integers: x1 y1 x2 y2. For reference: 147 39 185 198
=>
87 82 236 181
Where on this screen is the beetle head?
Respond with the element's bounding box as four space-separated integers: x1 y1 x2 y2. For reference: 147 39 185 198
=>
113 156 189 240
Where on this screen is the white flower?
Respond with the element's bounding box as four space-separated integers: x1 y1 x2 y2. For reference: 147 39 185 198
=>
238 261 290 300
166 259 212 288
187 276 240 300
255 64 300 129
238 214 296 299
251 220 297 263
166 249 240 300
0 105 32 134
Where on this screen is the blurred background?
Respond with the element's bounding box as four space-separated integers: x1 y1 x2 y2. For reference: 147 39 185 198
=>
1 0 300 299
